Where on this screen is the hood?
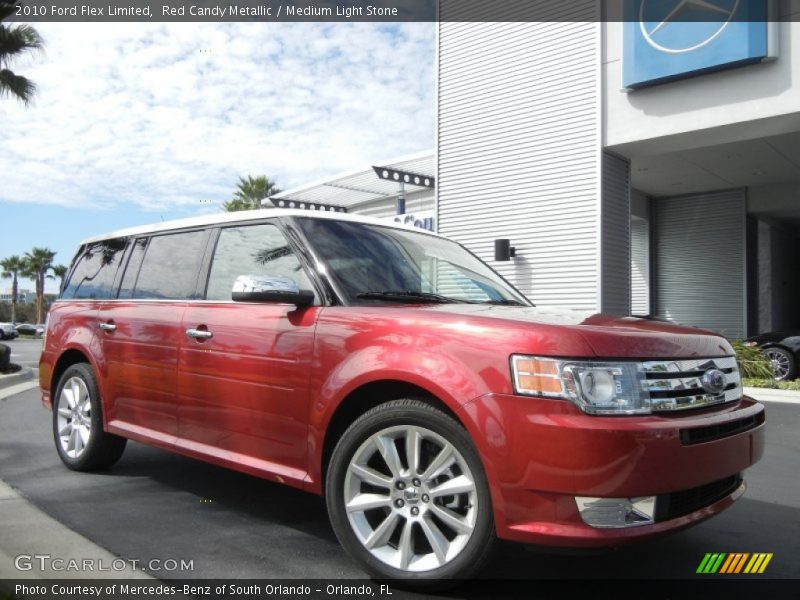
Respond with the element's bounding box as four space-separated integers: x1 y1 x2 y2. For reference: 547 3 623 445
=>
418 304 734 359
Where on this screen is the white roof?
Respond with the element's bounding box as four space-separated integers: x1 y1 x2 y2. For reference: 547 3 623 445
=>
79 207 443 245
270 150 435 209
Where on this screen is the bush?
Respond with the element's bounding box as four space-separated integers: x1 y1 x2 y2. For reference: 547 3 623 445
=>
742 378 800 391
731 340 774 379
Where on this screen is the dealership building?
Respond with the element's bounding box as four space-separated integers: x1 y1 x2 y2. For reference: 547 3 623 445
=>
274 2 800 341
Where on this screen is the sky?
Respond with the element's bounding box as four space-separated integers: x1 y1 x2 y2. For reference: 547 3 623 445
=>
0 22 435 294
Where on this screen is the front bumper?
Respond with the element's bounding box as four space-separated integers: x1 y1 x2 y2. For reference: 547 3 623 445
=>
459 393 765 547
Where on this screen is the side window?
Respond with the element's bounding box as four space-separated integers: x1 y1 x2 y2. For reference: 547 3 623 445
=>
205 223 314 302
118 238 147 300
61 238 127 300
132 230 208 300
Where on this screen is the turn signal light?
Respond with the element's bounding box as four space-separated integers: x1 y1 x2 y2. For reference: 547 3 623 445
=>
511 357 564 397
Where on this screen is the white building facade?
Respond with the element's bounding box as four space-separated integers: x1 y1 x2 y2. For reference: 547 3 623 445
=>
436 2 800 340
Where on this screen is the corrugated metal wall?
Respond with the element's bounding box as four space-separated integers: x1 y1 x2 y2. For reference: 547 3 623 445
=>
600 152 631 315
630 216 650 315
655 189 746 339
437 13 602 310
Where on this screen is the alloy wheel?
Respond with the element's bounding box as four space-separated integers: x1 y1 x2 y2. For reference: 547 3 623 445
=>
343 425 478 572
56 376 93 459
765 348 791 381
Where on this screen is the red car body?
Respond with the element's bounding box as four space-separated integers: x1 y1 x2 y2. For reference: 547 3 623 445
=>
40 294 765 547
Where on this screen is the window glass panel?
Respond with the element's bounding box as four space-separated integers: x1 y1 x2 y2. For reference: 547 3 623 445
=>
133 231 207 300
62 238 127 300
206 223 313 301
118 238 147 300
295 218 527 305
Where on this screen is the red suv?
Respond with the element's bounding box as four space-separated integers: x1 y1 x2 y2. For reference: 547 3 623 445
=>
41 210 765 583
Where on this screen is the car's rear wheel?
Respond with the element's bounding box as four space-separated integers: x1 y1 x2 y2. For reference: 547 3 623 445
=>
326 399 494 586
53 363 127 471
764 347 797 381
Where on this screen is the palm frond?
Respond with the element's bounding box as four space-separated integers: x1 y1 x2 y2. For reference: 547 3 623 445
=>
0 24 44 60
0 68 34 103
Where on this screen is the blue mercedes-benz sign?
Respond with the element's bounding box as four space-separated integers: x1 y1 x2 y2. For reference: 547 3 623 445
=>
623 0 772 90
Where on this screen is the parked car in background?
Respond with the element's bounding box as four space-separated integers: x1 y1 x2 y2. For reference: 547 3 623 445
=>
0 322 18 340
745 331 800 381
15 323 41 336
40 209 765 583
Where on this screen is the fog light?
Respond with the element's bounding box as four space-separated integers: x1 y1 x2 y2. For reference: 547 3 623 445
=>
575 496 656 528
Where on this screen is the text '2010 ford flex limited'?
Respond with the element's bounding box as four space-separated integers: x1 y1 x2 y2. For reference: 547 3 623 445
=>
40 209 765 583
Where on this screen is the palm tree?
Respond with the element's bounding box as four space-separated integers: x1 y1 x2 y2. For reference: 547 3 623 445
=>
0 1 44 105
50 264 68 293
0 255 24 323
22 247 55 324
223 175 281 212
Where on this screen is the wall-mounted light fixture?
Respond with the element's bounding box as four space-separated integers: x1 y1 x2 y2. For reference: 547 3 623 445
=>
494 239 516 261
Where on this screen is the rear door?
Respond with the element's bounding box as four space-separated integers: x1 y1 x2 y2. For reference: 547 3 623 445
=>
177 221 319 486
99 230 210 442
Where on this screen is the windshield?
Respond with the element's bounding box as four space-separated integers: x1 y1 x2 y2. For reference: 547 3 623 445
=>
295 218 530 306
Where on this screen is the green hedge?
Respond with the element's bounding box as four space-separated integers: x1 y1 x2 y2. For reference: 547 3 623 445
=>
741 378 800 391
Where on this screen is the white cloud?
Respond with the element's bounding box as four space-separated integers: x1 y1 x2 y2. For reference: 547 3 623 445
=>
0 22 435 212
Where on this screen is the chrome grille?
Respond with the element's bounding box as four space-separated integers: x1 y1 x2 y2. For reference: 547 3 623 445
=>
642 356 741 412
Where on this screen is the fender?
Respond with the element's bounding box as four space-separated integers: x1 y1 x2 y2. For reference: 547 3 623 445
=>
305 344 500 493
47 314 107 423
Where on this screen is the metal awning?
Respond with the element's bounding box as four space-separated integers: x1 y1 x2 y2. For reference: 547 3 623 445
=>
268 151 434 211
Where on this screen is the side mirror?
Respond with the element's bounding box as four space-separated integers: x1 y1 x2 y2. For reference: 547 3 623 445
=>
231 275 314 307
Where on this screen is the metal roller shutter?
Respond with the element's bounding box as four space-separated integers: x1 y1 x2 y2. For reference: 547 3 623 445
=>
654 190 746 340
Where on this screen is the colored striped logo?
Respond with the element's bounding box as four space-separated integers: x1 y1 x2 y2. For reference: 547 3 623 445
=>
696 553 773 574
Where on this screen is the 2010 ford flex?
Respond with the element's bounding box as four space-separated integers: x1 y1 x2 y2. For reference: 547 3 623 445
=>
40 209 765 583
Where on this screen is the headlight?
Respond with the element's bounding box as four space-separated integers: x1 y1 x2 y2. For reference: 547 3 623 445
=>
511 356 649 415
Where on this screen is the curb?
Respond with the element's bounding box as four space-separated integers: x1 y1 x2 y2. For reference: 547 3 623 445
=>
744 387 800 405
0 366 33 391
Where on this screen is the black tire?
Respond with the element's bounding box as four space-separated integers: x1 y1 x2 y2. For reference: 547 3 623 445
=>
764 347 798 382
325 399 495 587
52 363 127 471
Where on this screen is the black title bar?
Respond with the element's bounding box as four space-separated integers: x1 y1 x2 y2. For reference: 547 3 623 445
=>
5 0 799 23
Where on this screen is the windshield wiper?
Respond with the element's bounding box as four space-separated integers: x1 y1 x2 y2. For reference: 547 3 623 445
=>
356 291 471 304
479 299 527 306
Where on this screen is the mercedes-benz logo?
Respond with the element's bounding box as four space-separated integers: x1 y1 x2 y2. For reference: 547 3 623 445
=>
701 368 726 395
639 0 739 54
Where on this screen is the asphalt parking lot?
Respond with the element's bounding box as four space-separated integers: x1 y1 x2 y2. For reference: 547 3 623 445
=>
0 376 798 586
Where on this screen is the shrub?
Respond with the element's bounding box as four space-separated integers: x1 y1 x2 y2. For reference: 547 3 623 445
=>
742 378 800 391
731 340 774 379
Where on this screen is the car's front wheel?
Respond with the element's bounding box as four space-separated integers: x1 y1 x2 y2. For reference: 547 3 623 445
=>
53 363 127 471
326 399 494 586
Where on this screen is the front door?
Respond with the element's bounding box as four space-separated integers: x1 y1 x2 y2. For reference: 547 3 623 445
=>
177 222 319 487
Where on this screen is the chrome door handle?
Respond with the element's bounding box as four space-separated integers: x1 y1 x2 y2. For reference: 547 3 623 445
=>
99 322 116 332
186 328 212 340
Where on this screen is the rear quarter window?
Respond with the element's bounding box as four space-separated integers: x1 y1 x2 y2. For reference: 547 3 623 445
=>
61 239 127 300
